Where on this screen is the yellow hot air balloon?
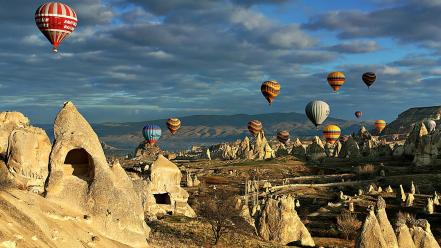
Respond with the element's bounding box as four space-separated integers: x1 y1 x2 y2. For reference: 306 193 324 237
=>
375 120 386 133
327 72 345 92
323 124 341 144
261 80 280 105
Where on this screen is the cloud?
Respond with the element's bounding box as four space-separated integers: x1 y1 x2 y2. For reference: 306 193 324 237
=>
326 40 381 54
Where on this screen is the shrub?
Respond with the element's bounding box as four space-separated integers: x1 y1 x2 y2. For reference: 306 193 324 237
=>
336 210 362 240
355 164 376 178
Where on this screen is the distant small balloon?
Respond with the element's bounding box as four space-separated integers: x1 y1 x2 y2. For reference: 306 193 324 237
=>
247 120 262 137
323 124 341 144
355 111 362 119
261 80 281 105
277 130 290 145
327 72 345 92
166 118 181 135
362 72 376 88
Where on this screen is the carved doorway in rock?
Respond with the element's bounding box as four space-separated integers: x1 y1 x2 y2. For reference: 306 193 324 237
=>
64 148 95 182
153 193 171 205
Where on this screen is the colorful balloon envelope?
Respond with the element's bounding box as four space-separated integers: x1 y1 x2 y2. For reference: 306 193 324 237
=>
261 80 280 105
323 124 341 144
327 72 345 92
362 72 376 88
355 111 362 119
277 130 290 145
35 2 78 53
305 100 330 127
247 120 262 137
166 118 181 135
375 120 387 133
142 124 162 144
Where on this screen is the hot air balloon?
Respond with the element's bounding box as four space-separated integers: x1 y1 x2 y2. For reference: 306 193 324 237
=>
355 111 362 119
261 80 280 105
424 119 436 133
142 124 162 144
323 124 341 144
166 118 181 135
375 120 387 133
35 2 78 53
248 120 262 137
277 130 290 145
362 72 376 88
327 72 345 92
305 100 330 127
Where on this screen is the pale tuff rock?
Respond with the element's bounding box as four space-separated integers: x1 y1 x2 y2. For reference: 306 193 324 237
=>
134 141 163 161
186 172 193 187
377 186 383 193
367 184 375 194
396 222 416 248
139 155 196 218
6 126 51 194
291 138 306 159
333 140 342 157
349 201 355 212
0 112 29 157
404 122 429 164
406 193 415 207
400 185 406 202
339 136 361 159
239 204 256 229
433 192 440 205
411 181 416 194
204 147 211 160
253 132 275 160
356 207 388 248
426 198 434 214
358 189 364 196
385 185 394 193
257 195 315 246
193 174 201 187
306 136 326 161
358 126 372 141
45 102 149 247
410 220 440 248
375 197 399 248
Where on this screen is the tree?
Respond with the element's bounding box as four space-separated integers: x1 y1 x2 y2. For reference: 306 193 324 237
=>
336 210 362 240
199 189 239 245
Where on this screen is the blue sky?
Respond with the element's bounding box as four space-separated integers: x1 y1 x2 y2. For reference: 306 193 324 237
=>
1 0 440 124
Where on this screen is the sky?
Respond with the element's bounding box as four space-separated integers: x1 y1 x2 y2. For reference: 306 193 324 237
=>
1 0 441 124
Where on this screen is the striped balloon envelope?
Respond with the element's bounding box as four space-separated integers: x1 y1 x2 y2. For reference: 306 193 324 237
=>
362 72 376 88
323 124 341 144
305 100 330 127
327 72 345 92
247 120 262 137
142 124 162 144
166 118 181 135
277 130 290 145
261 80 280 105
375 120 387 133
35 2 78 52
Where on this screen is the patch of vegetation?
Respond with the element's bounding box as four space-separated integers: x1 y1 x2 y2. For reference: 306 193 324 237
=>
336 210 362 240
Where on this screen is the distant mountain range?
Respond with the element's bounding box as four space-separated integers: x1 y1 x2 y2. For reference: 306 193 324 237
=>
383 106 441 135
37 112 373 154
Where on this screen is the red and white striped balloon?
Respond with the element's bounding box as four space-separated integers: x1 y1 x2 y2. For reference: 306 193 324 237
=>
35 2 78 53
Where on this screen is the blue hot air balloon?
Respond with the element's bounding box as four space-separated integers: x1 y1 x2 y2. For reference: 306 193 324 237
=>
142 124 162 144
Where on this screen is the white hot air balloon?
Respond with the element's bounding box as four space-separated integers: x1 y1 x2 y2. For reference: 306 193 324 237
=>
305 100 330 127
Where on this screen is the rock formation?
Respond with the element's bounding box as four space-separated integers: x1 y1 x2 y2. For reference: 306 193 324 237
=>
257 195 314 246
0 112 30 157
134 141 163 161
306 136 326 161
136 154 195 219
291 138 306 159
45 102 149 247
396 221 416 248
356 207 388 248
375 197 398 248
6 126 51 194
339 136 361 159
410 220 440 248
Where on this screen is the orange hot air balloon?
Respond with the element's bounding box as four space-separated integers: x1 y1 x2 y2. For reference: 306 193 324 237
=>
261 80 280 105
323 124 341 144
166 118 181 135
375 120 387 133
247 120 262 136
327 72 345 92
277 130 290 145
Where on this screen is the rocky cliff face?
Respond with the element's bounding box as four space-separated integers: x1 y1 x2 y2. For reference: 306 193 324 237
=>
383 106 441 135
